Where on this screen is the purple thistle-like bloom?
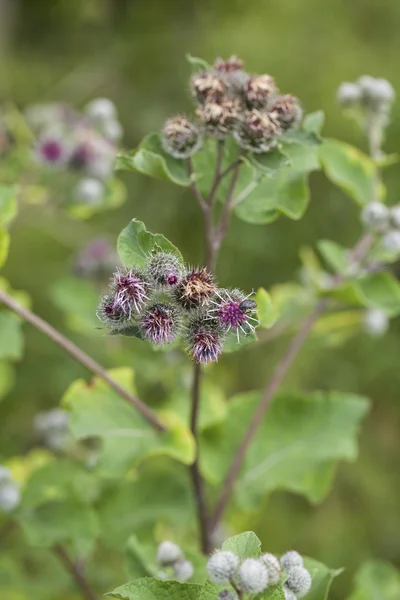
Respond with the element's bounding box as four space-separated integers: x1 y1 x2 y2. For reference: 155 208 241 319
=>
112 267 150 316
186 317 224 365
70 140 94 169
140 303 179 345
146 252 185 289
36 136 67 166
96 293 130 330
209 289 258 342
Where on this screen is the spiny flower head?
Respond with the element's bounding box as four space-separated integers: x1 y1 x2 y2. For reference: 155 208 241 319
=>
280 550 303 570
96 293 131 330
260 553 282 586
156 540 182 566
269 94 303 131
161 115 202 159
175 267 216 309
139 302 180 345
173 559 194 581
208 289 258 340
196 99 240 139
236 558 269 594
234 109 282 153
206 550 239 584
146 251 185 288
111 267 150 316
35 133 69 166
214 55 245 73
190 71 227 104
285 566 312 598
245 75 277 109
185 315 225 365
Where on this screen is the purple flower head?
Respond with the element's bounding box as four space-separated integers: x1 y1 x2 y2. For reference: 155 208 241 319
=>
112 267 150 316
74 237 119 278
36 134 68 166
146 252 185 289
208 289 258 342
70 140 95 169
185 316 224 365
140 303 179 345
96 293 130 330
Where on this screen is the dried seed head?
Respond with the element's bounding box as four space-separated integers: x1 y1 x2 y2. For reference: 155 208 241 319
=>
363 308 389 337
207 550 240 584
280 551 303 570
96 293 131 330
139 302 180 345
245 75 277 109
285 566 312 598
174 559 195 581
214 56 245 73
260 553 281 586
156 540 182 565
208 289 258 341
337 82 362 108
161 115 202 159
112 267 150 316
175 267 216 309
269 95 303 131
196 99 240 139
190 71 227 104
185 315 225 365
147 252 185 288
236 558 269 594
234 109 282 153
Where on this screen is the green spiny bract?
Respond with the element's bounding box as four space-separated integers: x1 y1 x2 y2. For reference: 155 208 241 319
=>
235 558 269 594
206 550 239 584
146 251 185 289
284 566 312 598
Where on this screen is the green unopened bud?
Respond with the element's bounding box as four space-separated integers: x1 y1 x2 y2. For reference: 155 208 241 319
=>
156 541 182 566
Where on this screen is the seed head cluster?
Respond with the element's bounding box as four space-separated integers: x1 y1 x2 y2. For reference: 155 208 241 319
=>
155 540 194 582
97 251 259 365
161 55 303 157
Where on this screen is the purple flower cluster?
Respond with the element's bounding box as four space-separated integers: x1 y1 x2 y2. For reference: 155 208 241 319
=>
161 55 302 157
97 251 259 365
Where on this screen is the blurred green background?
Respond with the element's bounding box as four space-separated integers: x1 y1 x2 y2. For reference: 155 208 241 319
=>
1 0 400 597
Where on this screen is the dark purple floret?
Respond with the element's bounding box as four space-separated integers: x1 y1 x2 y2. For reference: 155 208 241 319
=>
218 299 248 328
70 141 93 169
112 268 149 316
40 139 64 163
140 303 178 345
191 330 223 365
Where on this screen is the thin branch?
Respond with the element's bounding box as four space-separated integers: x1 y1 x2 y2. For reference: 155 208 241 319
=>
207 140 225 211
54 544 97 600
189 364 212 553
210 298 328 530
219 158 243 181
187 157 208 213
0 289 166 432
215 161 242 250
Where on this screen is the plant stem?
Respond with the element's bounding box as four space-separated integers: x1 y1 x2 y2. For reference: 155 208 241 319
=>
214 160 243 253
54 544 97 600
189 363 212 554
0 289 166 432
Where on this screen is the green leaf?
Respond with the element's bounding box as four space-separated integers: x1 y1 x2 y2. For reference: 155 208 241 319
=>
258 586 285 600
186 53 211 71
221 531 261 557
0 184 18 228
279 130 321 146
0 312 24 361
275 171 310 220
280 142 320 173
302 111 325 135
317 240 348 274
125 535 155 579
201 390 370 504
62 367 195 476
118 219 183 268
50 276 99 333
223 330 258 353
116 133 190 186
255 287 277 329
0 230 10 269
106 577 202 600
348 560 400 600
0 361 14 402
251 148 290 173
303 557 343 600
319 139 379 206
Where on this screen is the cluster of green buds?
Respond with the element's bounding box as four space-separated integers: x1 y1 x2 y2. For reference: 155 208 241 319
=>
156 541 194 581
161 55 303 157
206 548 311 600
96 251 259 365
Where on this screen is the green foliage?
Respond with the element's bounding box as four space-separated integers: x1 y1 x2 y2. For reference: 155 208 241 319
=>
0 185 18 228
0 230 10 269
118 219 183 268
221 531 262 558
348 561 400 600
0 313 24 361
106 578 202 600
317 240 348 274
304 557 343 600
255 288 277 328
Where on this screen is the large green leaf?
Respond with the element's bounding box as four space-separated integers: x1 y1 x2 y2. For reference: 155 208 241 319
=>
0 312 24 361
255 287 277 329
200 390 370 505
118 219 183 268
303 557 343 600
116 133 190 186
62 368 195 477
319 139 379 206
317 240 348 274
0 361 14 402
125 535 156 579
302 111 325 135
0 185 18 228
347 560 400 600
106 578 202 600
221 531 261 558
0 230 10 269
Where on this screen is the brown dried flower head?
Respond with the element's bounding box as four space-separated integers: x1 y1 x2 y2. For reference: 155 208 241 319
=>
245 75 277 109
269 94 303 131
234 109 282 153
161 115 202 158
214 55 245 73
175 267 217 309
196 98 240 139
190 71 227 104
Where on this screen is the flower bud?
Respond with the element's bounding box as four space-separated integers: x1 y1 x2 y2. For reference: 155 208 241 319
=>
140 302 181 345
173 559 194 581
111 267 150 316
280 551 303 570
35 132 69 167
363 308 389 337
381 229 400 254
269 95 303 131
234 110 282 153
196 99 239 139
361 202 389 232
283 586 297 600
245 75 277 109
185 315 225 365
96 293 132 330
357 75 395 110
74 178 105 205
206 550 239 584
0 481 20 512
190 71 227 104
156 541 182 566
337 82 361 107
236 558 269 594
162 116 202 159
86 98 117 123
285 566 312 598
260 553 281 586
147 252 185 288
214 56 245 73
